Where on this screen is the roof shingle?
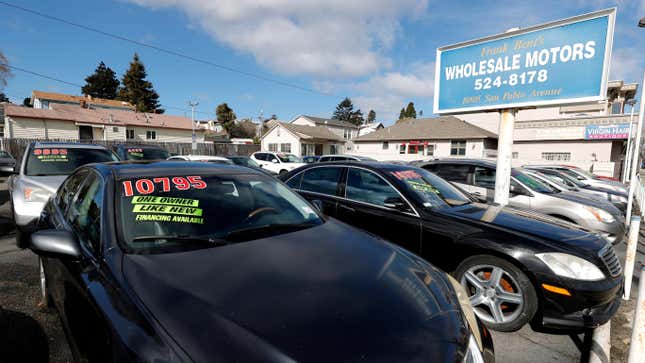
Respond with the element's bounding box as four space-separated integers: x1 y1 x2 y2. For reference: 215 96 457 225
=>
353 116 498 142
269 122 345 142
32 90 134 109
299 115 360 129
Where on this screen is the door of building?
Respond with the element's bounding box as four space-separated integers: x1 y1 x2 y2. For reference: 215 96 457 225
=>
315 144 323 155
79 126 93 141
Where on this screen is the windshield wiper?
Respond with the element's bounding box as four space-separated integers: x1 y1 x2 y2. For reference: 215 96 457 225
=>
131 234 230 247
225 222 316 241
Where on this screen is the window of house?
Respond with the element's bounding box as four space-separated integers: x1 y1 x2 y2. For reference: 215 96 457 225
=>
382 141 389 150
542 152 571 161
330 144 338 154
611 102 623 115
146 130 156 140
399 144 406 154
126 129 135 140
427 145 434 156
450 140 466 156
512 152 519 159
344 129 351 140
407 144 426 155
280 143 291 153
268 143 278 152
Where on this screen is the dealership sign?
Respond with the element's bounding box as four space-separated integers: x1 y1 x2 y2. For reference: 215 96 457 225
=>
434 8 615 114
585 123 630 140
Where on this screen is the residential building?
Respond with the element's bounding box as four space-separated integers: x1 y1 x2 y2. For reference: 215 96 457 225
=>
351 116 498 161
260 122 345 156
456 80 639 177
4 103 205 143
30 90 135 111
290 115 360 152
359 121 384 136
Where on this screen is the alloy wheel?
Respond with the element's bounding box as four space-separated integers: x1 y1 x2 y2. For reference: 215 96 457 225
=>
460 264 524 325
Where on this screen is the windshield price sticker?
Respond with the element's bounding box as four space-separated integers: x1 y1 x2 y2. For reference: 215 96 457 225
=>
122 176 207 197
34 148 69 162
127 148 144 157
391 170 422 180
131 197 204 224
408 180 439 194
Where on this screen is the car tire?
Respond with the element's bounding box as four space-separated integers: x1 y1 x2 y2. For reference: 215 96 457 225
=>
15 228 30 249
453 255 537 332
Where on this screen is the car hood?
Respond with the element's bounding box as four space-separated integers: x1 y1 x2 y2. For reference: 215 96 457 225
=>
436 203 606 251
16 175 67 193
551 191 622 217
123 221 468 362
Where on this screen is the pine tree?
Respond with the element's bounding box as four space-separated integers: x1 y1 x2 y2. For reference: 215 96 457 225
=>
398 108 406 120
82 62 120 99
22 97 32 107
0 93 9 102
405 102 417 119
117 54 163 113
0 50 11 89
216 103 236 133
332 97 364 126
367 109 376 123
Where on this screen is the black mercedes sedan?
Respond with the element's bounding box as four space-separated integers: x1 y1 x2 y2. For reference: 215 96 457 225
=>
280 162 623 332
29 161 493 363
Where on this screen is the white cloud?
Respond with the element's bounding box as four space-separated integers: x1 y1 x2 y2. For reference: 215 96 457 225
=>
610 48 644 84
127 0 428 77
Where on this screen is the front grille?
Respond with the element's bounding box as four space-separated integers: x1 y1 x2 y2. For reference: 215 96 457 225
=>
598 244 622 278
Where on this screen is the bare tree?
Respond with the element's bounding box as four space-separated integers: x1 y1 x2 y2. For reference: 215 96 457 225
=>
0 50 12 89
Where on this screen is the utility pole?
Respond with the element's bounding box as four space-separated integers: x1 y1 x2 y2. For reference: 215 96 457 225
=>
188 101 199 153
623 98 637 183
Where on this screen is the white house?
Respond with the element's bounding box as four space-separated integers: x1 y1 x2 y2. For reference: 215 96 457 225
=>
260 122 345 156
31 90 135 111
351 116 498 162
4 103 205 143
359 122 384 136
290 115 360 152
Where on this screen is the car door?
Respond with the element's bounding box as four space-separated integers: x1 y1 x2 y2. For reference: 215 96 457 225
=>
56 172 113 362
286 166 343 217
337 167 421 254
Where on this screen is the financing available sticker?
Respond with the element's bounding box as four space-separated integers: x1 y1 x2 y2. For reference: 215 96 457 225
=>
131 196 204 224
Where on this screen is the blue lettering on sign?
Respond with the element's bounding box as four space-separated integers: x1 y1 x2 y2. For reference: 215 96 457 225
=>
434 10 614 114
584 124 630 140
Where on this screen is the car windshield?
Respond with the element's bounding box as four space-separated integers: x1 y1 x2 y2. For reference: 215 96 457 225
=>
390 168 471 208
25 147 118 176
513 170 558 194
123 147 170 160
230 157 260 168
532 172 571 190
0 151 12 158
117 173 323 253
276 153 302 163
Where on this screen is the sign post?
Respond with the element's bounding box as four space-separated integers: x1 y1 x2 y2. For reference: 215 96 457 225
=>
434 8 615 206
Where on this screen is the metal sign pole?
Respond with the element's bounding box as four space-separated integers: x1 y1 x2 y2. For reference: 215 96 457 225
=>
494 109 516 205
623 108 635 183
626 71 645 222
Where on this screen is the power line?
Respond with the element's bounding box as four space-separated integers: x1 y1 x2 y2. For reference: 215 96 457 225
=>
0 1 332 97
1 62 214 117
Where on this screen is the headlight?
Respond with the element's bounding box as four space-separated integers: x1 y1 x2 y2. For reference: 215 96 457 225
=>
463 334 485 363
536 253 605 281
23 186 50 203
584 206 615 223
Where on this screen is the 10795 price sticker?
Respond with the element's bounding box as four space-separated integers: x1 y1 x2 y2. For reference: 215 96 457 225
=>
123 176 207 196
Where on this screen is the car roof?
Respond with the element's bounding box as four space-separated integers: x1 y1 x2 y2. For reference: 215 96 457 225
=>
298 161 420 173
32 141 108 150
170 155 228 160
424 158 496 167
93 161 263 179
114 144 166 150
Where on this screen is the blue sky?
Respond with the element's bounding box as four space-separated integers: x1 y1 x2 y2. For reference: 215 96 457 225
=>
1 0 643 124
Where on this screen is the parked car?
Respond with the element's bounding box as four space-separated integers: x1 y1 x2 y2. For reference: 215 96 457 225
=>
302 155 320 163
0 150 16 174
112 145 170 161
422 159 625 244
318 154 377 162
225 155 278 175
250 151 306 175
281 162 623 332
167 155 233 164
524 166 628 211
9 142 118 247
31 161 493 362
525 164 627 194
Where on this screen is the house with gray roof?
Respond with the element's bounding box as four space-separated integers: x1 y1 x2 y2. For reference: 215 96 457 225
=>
290 115 360 152
350 116 498 161
260 121 346 156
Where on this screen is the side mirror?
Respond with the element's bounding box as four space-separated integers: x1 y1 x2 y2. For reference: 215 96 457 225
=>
384 196 408 211
29 229 80 259
510 185 528 196
311 199 324 213
271 159 278 163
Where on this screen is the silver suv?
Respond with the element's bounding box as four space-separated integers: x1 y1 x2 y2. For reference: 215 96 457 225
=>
9 142 118 247
422 159 626 244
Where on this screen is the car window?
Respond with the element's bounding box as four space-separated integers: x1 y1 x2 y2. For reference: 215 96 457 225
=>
433 164 470 183
286 172 303 189
473 167 495 188
123 147 170 160
319 156 331 162
0 151 12 158
25 147 118 176
56 170 90 214
254 153 266 161
301 167 342 196
346 168 400 208
67 172 103 255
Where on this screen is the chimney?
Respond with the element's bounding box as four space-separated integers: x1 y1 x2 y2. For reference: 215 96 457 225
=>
108 114 114 123
80 100 87 108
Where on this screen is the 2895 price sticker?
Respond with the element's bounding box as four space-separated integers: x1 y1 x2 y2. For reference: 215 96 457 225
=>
122 176 207 197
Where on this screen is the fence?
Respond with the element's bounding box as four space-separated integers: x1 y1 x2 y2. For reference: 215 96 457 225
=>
0 138 260 163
